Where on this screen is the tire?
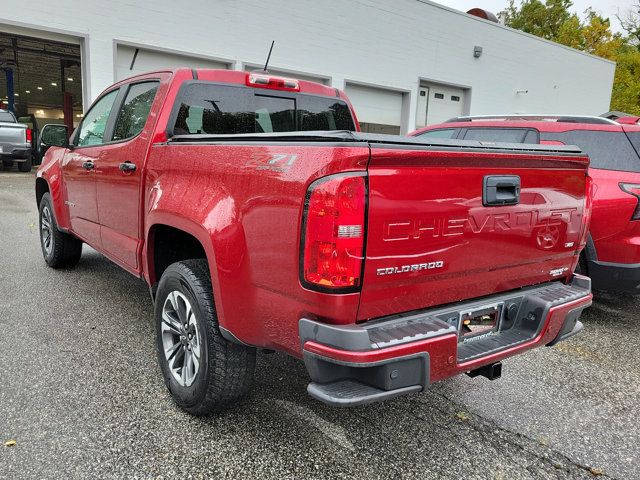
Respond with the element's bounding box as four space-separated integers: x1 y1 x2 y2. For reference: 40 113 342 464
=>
155 259 256 415
18 157 32 172
38 192 83 268
2 160 13 170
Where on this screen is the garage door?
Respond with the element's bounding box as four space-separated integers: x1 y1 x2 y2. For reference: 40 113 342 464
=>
416 84 466 127
115 45 229 81
344 83 403 135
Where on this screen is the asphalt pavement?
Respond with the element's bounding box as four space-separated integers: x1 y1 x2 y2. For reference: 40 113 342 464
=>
1 170 638 479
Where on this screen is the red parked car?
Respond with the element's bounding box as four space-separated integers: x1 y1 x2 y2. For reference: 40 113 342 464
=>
412 115 640 293
35 72 592 414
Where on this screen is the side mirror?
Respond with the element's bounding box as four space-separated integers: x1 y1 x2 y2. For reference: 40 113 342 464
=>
39 124 69 156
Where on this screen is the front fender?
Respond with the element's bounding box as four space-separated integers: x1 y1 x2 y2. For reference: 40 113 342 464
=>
36 147 70 230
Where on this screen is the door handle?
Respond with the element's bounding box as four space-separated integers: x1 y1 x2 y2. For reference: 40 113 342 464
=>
119 161 136 172
82 161 94 170
483 175 520 206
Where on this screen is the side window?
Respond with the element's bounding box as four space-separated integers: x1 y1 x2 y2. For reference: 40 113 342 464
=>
542 130 640 172
626 132 640 157
416 128 458 139
112 81 159 141
463 128 534 143
76 89 119 147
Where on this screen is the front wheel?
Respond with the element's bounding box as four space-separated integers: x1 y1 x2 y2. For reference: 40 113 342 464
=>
39 192 83 268
155 259 256 415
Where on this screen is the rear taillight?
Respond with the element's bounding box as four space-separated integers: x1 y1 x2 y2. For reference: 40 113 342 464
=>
619 183 640 220
25 128 32 142
578 175 594 247
301 173 366 292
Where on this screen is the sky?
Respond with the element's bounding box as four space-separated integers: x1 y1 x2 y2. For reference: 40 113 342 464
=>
433 0 637 32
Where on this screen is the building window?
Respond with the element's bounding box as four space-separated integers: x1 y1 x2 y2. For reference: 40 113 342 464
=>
434 93 444 99
451 95 461 102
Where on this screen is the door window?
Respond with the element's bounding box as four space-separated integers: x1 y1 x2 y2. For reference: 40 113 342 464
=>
416 128 458 139
76 90 119 147
463 128 539 144
112 81 160 141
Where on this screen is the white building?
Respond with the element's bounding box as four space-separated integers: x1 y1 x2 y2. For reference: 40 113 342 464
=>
0 0 615 134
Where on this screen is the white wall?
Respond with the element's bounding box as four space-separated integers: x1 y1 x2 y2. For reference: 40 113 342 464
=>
0 0 615 132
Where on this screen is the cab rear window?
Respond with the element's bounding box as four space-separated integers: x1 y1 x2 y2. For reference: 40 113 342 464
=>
542 130 640 173
171 82 356 135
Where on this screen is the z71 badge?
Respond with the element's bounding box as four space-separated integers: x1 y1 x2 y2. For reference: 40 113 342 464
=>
377 261 444 276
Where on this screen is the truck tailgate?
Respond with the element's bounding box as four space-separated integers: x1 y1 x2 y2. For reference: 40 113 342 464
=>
358 144 589 321
0 123 26 145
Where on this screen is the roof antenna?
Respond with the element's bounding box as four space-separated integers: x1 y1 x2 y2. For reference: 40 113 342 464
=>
263 40 275 73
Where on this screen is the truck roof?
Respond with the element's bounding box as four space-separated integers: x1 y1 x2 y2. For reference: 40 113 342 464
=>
114 68 340 98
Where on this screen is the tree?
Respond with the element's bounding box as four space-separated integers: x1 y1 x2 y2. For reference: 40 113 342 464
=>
501 1 640 115
617 2 640 48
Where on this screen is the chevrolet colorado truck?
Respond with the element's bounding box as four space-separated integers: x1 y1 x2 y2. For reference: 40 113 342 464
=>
0 109 32 172
36 69 593 414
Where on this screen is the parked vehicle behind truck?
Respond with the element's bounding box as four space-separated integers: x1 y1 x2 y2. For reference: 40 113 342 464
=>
0 109 32 172
36 69 592 414
411 115 640 293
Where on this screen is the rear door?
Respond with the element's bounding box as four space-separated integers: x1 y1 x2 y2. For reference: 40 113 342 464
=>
358 144 589 320
96 78 163 273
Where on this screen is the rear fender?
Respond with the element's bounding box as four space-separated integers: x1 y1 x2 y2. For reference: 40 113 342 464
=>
145 186 246 334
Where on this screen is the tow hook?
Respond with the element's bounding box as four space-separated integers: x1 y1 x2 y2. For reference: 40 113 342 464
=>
466 361 502 381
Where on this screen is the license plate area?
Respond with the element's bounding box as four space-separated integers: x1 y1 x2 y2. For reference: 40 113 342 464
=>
459 303 502 342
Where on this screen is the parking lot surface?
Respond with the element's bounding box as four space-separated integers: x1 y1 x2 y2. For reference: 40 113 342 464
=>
1 171 639 479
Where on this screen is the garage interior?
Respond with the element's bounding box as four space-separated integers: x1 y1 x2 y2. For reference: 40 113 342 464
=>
0 32 83 132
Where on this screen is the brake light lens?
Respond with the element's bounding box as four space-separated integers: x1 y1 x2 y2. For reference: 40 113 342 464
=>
301 174 366 291
25 128 32 143
619 183 640 220
247 73 300 91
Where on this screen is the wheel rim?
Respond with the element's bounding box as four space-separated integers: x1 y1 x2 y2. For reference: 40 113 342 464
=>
161 291 202 387
41 205 53 255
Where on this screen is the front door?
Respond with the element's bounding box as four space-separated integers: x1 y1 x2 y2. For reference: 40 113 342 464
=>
61 88 120 247
96 79 161 273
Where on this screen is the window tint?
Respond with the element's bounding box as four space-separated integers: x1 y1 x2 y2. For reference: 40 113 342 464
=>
416 128 457 139
255 95 295 133
542 130 640 172
172 82 355 135
626 132 640 157
76 89 119 147
113 81 159 141
463 128 537 143
0 111 16 122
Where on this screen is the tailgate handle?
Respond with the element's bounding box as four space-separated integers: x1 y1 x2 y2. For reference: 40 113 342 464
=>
483 175 520 206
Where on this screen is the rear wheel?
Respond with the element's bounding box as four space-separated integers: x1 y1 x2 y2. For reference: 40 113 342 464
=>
18 157 32 172
39 192 83 268
155 259 256 415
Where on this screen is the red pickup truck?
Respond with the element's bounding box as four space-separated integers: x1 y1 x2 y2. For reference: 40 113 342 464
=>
36 69 593 414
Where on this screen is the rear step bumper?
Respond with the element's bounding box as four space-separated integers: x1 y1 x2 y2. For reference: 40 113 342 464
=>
300 274 592 407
